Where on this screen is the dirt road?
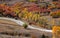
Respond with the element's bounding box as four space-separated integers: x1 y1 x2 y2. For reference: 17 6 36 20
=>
0 17 52 38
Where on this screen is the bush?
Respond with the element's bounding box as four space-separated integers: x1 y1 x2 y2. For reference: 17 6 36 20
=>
23 23 28 29
50 10 60 18
38 17 48 26
41 34 46 38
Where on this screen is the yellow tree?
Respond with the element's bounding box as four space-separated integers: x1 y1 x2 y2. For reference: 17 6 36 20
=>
52 26 60 38
22 8 29 20
28 12 33 21
34 14 38 22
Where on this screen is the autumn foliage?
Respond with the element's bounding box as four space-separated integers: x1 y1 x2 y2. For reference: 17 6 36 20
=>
52 26 60 38
50 10 60 18
0 2 60 30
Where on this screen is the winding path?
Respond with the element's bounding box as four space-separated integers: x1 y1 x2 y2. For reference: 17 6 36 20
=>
0 17 52 32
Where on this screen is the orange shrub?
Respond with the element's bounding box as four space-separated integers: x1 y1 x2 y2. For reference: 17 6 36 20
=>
52 26 60 38
50 10 60 18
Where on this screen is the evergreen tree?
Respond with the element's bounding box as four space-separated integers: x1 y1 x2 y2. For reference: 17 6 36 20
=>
41 34 45 38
